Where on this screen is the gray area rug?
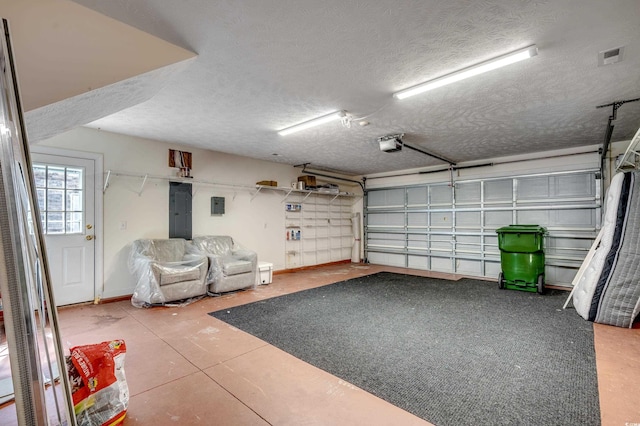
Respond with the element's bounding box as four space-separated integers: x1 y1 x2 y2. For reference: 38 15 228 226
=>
210 272 600 426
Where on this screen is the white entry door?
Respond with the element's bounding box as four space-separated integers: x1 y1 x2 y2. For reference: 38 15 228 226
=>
32 153 96 306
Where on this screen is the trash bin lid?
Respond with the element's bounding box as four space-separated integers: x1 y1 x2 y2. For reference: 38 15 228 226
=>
496 224 546 234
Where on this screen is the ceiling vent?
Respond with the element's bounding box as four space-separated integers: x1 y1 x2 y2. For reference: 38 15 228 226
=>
598 46 625 66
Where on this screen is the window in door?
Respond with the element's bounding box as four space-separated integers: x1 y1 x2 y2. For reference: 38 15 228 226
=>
32 164 84 234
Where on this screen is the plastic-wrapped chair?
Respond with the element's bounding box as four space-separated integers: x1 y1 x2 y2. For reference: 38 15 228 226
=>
129 238 208 307
192 235 257 294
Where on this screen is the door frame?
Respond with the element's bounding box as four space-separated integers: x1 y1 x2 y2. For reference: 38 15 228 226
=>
30 145 104 302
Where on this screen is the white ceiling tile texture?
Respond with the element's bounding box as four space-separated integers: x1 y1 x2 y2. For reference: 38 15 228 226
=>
72 0 640 175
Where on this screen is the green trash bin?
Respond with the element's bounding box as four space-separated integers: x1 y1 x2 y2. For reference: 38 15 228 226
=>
496 225 546 294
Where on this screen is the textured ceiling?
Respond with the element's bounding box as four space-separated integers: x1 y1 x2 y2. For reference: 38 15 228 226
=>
25 59 196 142
0 0 195 143
67 0 640 176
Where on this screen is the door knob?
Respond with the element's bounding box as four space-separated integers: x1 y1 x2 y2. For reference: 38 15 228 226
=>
86 235 94 241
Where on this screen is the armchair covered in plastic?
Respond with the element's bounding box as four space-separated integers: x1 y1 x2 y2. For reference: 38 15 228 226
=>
192 235 257 294
129 238 208 307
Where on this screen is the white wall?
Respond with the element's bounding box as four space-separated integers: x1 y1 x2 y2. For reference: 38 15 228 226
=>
36 126 629 298
36 127 339 299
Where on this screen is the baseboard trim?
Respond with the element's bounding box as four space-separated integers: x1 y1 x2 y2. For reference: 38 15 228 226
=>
275 259 352 275
98 295 133 304
65 260 355 306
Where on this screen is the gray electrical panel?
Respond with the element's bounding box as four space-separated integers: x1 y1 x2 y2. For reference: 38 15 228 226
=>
211 196 225 215
169 182 192 239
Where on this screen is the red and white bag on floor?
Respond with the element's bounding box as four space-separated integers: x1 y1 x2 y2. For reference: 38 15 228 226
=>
67 340 129 426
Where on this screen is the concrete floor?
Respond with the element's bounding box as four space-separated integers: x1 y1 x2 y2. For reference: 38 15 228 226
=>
1 263 639 425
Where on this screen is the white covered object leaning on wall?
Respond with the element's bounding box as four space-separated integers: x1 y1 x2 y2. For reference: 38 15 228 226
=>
571 172 625 320
570 170 640 328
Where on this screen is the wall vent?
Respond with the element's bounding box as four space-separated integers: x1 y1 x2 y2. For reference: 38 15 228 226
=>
598 46 624 66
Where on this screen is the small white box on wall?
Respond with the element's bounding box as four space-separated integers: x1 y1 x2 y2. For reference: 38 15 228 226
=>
257 262 273 285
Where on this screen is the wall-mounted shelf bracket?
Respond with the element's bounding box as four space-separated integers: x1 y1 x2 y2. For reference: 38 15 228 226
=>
103 170 111 193
281 188 294 202
250 185 264 201
138 174 148 196
102 171 360 201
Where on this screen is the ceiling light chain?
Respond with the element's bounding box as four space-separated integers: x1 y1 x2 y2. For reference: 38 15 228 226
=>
349 101 392 122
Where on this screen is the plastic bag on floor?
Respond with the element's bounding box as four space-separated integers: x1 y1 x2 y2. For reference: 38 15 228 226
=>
68 340 129 426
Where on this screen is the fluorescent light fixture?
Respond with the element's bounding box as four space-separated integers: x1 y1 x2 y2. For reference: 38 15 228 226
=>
278 110 346 136
394 45 538 100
